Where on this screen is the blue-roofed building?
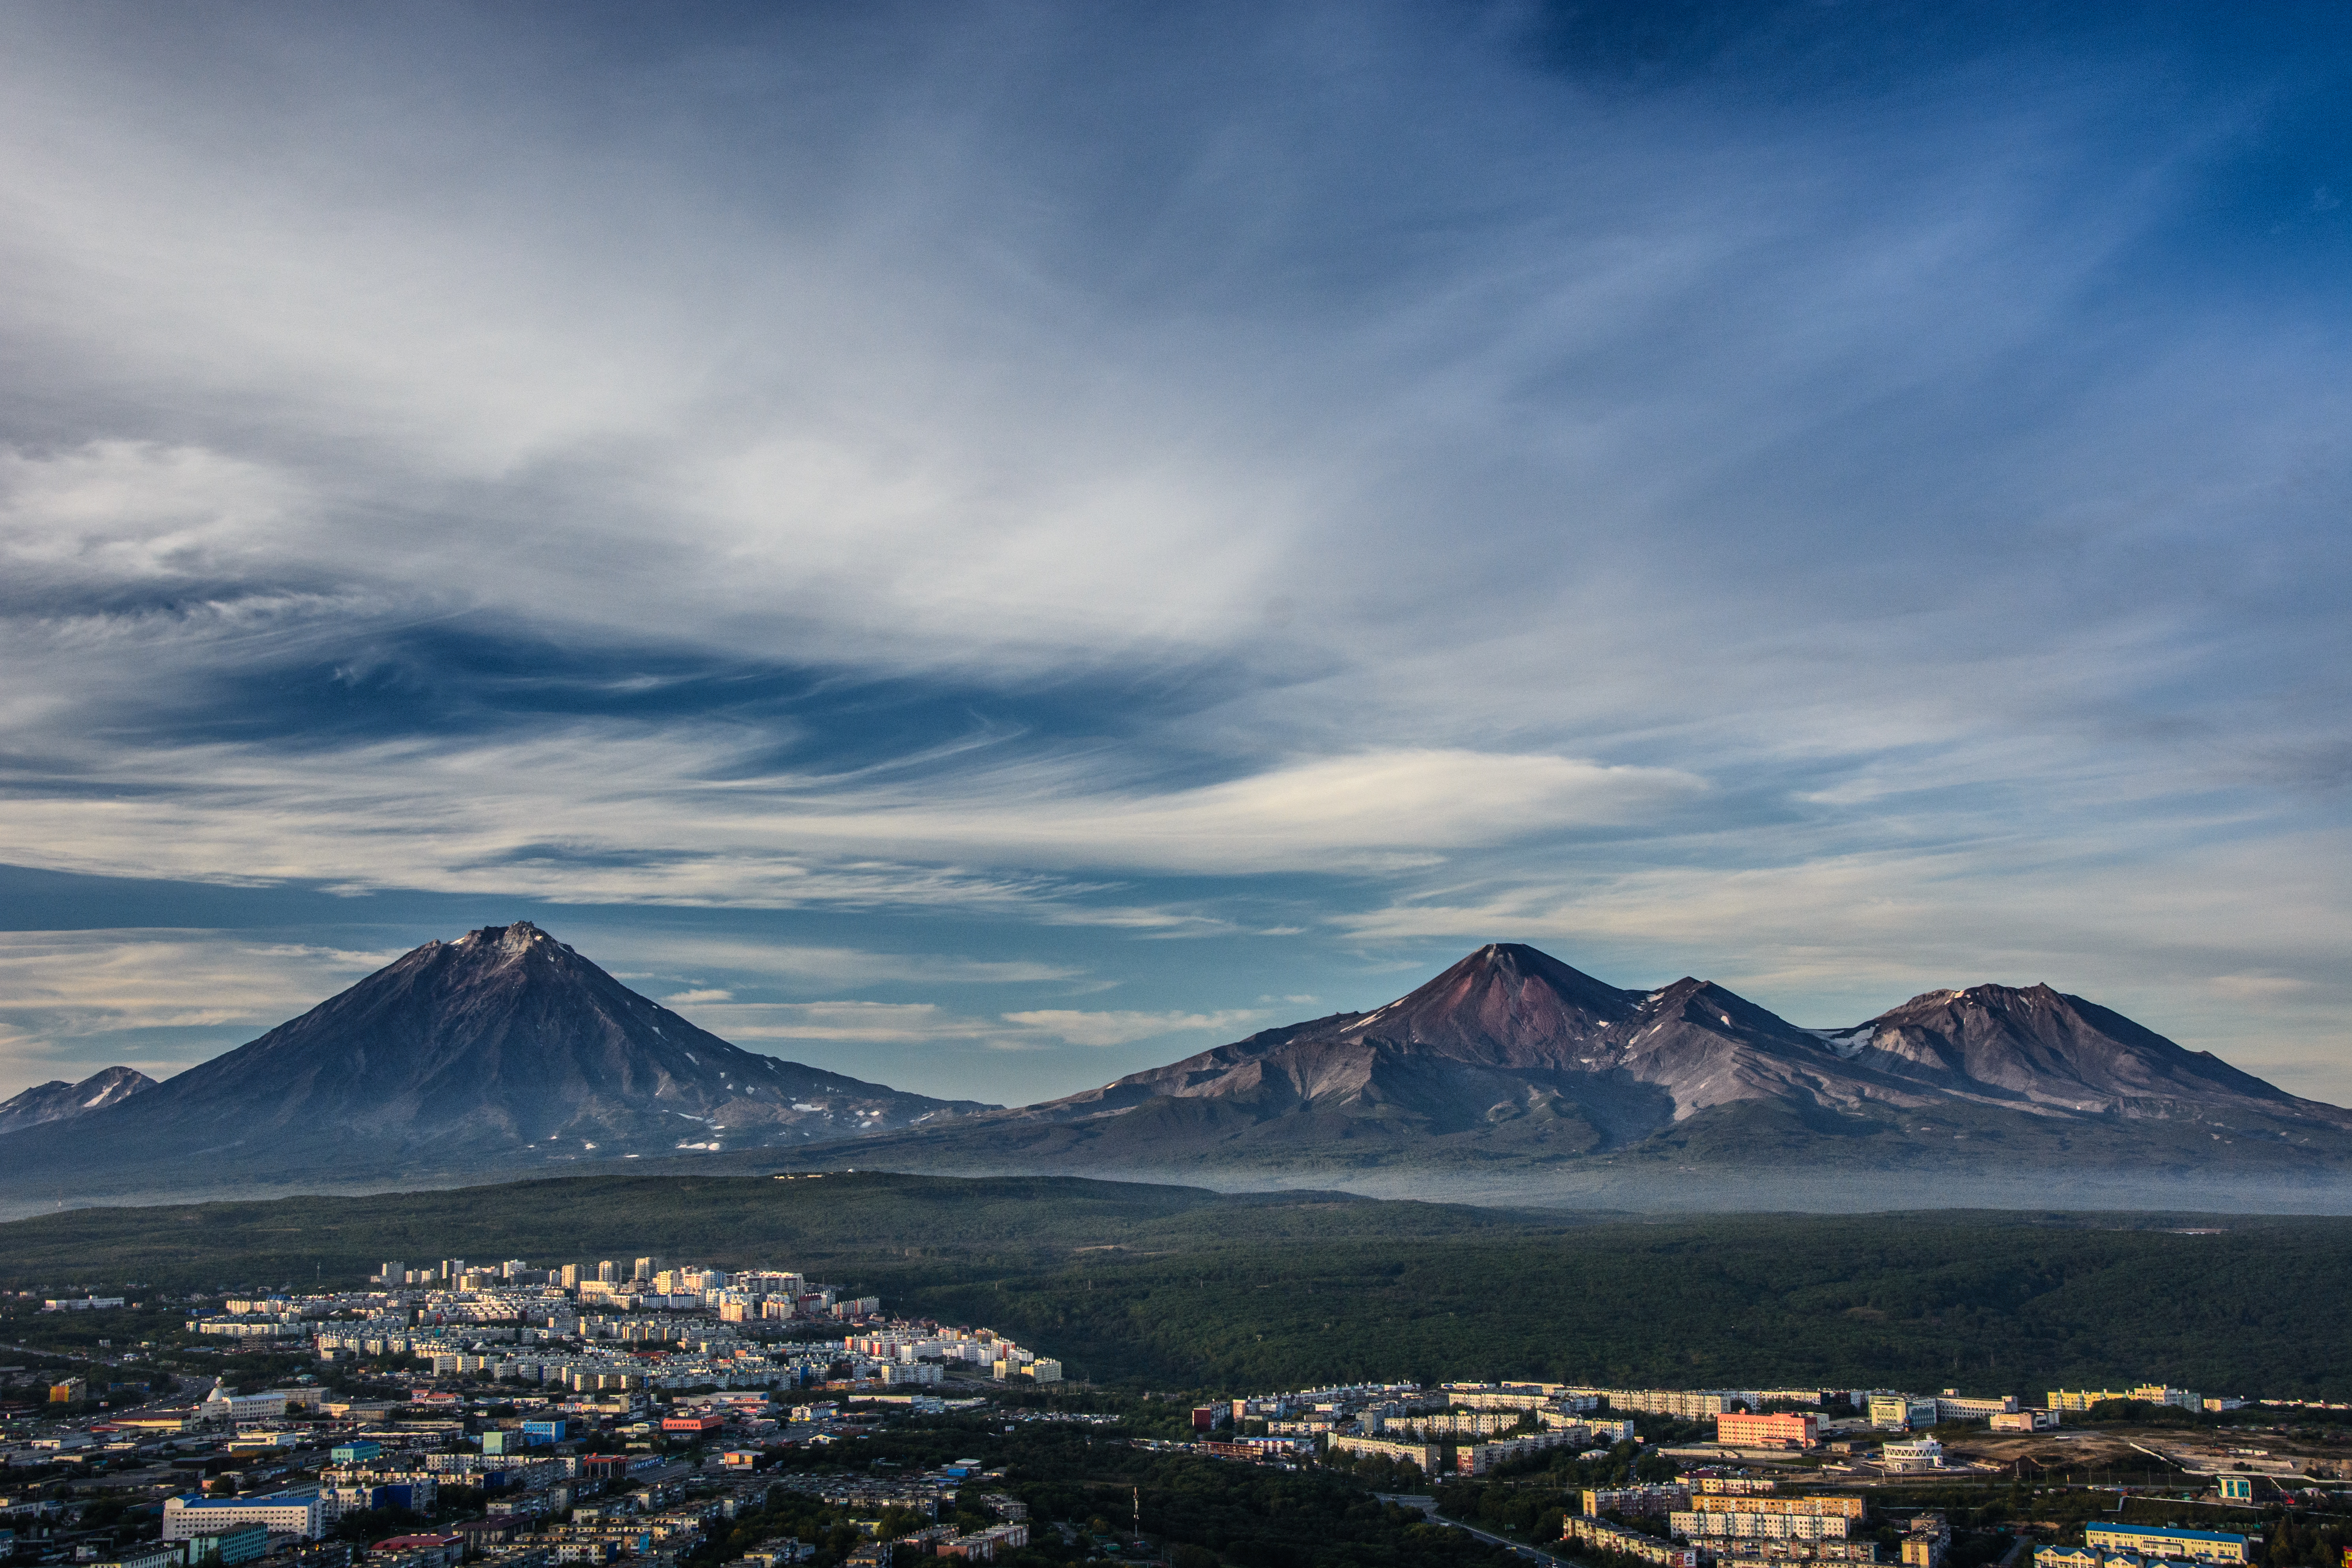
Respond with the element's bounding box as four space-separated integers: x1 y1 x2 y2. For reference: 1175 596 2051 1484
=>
2084 1524 2254 1564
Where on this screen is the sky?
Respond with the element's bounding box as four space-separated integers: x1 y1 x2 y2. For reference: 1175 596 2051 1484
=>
1 2 2348 1111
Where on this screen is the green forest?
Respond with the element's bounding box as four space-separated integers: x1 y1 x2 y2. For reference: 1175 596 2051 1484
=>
3 1172 2346 1398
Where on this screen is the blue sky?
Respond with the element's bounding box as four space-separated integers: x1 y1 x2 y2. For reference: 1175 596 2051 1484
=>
1 2 2347 1109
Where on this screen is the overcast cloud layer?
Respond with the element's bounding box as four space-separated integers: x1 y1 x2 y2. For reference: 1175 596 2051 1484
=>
2 2 2348 1110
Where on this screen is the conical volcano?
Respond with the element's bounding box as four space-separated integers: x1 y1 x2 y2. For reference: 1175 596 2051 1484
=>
0 922 988 1204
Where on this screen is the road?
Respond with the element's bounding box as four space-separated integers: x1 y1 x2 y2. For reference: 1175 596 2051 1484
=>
1439 1514 1574 1562
1372 1499 1572 1564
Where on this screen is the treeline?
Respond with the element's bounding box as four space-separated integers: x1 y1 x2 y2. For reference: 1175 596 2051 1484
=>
881 1215 2352 1394
9 1175 2352 1397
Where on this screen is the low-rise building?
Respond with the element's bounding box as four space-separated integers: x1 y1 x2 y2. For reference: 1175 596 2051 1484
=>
1867 1396 1942 1432
372 1536 464 1568
180 1524 272 1567
1989 1410 2060 1433
2040 1549 2236 1568
1879 1438 1944 1472
1931 1395 2018 1423
2082 1526 2252 1564
1899 1513 1950 1568
90 1547 181 1568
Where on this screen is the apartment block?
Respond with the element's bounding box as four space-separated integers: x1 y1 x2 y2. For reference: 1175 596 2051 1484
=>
1689 1495 1864 1520
1717 1412 1820 1448
1565 1517 1702 1568
1672 1511 1851 1542
1328 1435 1444 1474
165 1491 325 1543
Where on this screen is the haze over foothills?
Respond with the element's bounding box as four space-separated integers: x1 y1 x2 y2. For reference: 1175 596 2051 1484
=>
1 4 2347 1119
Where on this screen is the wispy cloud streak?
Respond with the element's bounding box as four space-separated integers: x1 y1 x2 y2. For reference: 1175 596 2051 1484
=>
0 3 2345 1104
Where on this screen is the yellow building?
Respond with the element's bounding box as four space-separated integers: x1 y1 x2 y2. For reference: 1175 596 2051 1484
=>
2084 1525 2251 1564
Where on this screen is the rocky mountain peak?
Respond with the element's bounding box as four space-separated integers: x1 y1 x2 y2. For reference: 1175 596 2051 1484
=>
1339 942 1641 1059
446 920 566 962
0 1065 159 1137
1850 978 2329 1121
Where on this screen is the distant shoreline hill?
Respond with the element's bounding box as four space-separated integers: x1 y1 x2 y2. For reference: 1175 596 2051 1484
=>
0 922 991 1211
806 944 2352 1210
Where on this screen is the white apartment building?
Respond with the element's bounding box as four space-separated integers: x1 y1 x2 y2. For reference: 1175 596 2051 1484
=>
163 1491 324 1542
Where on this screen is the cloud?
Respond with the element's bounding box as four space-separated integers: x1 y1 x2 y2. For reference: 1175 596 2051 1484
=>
0 5 2345 1111
669 999 1264 1055
0 929 402 1094
683 1001 974 1045
0 728 1704 899
2205 975 2316 1001
999 1009 1268 1048
607 936 1087 988
0 441 307 592
659 988 733 1006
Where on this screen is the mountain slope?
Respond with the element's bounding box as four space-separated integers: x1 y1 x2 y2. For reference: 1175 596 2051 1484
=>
1829 982 2329 1120
820 943 2352 1194
0 1067 156 1136
0 922 988 1205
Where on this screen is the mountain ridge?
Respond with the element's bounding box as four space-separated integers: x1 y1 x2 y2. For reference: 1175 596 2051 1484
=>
811 943 2352 1192
8 933 2345 1216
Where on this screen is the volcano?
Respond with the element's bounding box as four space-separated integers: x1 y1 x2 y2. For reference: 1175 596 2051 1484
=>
0 922 988 1206
819 943 2352 1201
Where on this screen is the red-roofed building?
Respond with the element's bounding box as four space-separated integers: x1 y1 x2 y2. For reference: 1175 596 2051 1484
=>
371 1534 463 1568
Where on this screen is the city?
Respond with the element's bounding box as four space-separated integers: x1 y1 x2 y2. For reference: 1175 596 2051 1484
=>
4 1262 2345 1568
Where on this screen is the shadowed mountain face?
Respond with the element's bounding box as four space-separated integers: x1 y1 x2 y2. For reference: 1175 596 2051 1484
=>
0 1066 156 1136
0 922 987 1205
822 944 2352 1191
